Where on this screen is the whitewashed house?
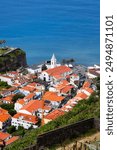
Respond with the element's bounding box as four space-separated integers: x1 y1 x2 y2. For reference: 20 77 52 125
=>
12 113 38 129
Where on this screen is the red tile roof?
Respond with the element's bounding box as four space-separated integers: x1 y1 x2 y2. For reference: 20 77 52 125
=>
0 107 8 114
2 95 14 103
83 87 94 94
20 100 44 113
0 132 10 140
25 93 35 100
13 113 38 124
43 91 65 102
83 81 91 88
44 109 64 120
6 136 19 145
20 86 36 92
17 99 25 105
61 85 73 93
44 66 72 79
0 114 11 123
76 92 88 100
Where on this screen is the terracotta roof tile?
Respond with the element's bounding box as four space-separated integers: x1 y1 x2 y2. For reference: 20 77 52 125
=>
61 85 73 93
17 99 25 105
76 92 88 100
0 132 10 140
83 81 91 88
20 86 36 92
0 114 11 122
20 100 44 113
2 95 14 103
44 109 64 120
0 107 8 114
43 91 65 102
83 87 94 94
6 136 19 145
44 66 72 79
25 93 35 100
13 113 38 124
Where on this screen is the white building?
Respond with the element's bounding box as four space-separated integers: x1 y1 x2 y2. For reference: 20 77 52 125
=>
12 113 38 129
81 87 94 96
87 64 100 79
0 109 11 130
45 54 61 69
14 99 26 112
43 91 65 108
40 65 72 83
0 75 14 85
26 65 42 74
19 100 51 118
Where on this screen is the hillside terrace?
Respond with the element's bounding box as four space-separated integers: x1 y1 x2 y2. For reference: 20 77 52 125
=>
0 63 100 147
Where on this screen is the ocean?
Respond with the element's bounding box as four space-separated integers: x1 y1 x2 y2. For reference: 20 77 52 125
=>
0 0 100 66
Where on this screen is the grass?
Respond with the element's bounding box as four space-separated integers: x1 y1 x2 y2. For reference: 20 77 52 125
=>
5 91 100 150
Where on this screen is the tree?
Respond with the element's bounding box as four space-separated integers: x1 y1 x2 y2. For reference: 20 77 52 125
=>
0 103 17 116
0 94 3 99
0 103 14 110
12 93 25 103
0 80 11 89
9 109 17 116
42 64 47 71
7 125 16 134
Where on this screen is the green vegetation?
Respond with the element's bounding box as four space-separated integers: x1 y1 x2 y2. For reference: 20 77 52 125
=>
7 126 26 137
0 103 16 116
12 93 25 103
0 80 11 90
0 48 26 72
0 94 3 98
12 126 26 137
7 126 16 134
5 90 100 150
0 48 8 55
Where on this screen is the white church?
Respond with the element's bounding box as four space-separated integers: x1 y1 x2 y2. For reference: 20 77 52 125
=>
26 54 60 74
39 54 73 83
45 53 61 69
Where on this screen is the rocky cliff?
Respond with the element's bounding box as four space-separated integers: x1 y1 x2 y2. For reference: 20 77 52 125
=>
0 48 27 72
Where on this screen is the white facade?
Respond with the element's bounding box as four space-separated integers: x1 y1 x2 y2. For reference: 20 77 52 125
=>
11 117 38 129
19 89 30 96
19 109 32 115
51 54 57 68
0 75 13 85
40 71 52 82
86 72 97 79
15 103 24 112
81 89 91 96
27 67 42 74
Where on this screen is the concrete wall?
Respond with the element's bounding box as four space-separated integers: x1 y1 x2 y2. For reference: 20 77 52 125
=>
24 118 100 150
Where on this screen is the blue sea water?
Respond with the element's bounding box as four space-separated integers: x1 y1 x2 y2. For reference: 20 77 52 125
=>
0 0 100 66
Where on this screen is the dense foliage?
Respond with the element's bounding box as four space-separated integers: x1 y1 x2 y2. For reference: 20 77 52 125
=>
12 93 25 103
0 103 16 116
0 80 11 89
5 91 100 150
